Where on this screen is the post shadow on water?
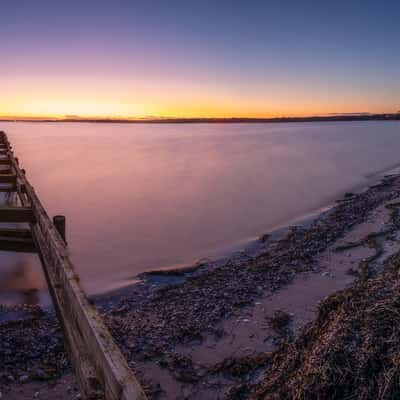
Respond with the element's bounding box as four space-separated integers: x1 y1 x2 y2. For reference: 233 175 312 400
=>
0 190 46 306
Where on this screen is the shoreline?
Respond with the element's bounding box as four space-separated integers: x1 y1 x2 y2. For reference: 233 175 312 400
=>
3 171 400 398
0 161 396 313
93 161 400 304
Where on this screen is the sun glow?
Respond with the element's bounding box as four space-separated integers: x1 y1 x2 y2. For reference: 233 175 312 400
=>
1 96 394 121
1 80 397 120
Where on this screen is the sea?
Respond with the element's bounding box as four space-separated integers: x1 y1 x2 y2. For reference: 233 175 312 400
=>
0 120 399 304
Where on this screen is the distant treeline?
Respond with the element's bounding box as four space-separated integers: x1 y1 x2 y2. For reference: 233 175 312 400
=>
1 113 400 124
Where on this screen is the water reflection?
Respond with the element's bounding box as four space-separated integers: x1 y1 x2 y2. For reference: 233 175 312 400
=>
0 254 43 305
0 187 46 305
0 121 399 304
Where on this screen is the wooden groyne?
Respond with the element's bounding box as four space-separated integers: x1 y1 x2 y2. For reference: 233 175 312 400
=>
0 131 147 400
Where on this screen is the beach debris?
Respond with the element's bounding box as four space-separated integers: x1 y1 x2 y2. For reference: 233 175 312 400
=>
248 250 400 400
259 233 271 243
210 353 271 380
18 375 29 383
346 267 360 276
268 310 292 335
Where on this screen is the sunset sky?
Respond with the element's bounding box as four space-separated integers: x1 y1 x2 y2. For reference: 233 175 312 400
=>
1 0 399 119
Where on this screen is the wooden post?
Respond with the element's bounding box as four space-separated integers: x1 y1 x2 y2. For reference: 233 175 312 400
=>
53 215 67 243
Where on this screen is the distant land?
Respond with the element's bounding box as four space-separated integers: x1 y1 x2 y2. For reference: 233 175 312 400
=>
1 112 399 124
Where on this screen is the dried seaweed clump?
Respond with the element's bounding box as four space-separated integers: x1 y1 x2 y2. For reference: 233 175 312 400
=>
268 310 292 334
249 253 400 400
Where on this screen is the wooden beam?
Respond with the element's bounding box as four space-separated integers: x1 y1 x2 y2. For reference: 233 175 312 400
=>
0 236 36 253
0 227 32 238
0 159 11 165
0 168 13 175
0 185 16 192
53 215 67 243
0 206 36 223
0 174 16 184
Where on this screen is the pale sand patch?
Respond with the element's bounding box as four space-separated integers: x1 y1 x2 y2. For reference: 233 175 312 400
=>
0 373 77 400
170 198 400 390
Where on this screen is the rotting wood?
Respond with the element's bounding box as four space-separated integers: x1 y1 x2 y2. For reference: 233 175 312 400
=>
0 185 17 192
0 236 36 253
0 206 36 223
0 227 32 238
0 131 147 400
53 215 67 243
0 174 16 184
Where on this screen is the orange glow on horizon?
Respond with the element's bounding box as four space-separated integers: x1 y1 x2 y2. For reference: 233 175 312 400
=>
1 79 397 120
2 62 398 121
1 100 396 120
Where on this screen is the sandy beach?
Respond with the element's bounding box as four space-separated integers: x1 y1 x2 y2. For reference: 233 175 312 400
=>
2 172 400 399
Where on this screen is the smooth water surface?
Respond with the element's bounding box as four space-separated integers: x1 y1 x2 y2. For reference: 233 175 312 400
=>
0 121 399 304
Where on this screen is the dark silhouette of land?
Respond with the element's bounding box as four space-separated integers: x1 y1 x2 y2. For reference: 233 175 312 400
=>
1 112 399 124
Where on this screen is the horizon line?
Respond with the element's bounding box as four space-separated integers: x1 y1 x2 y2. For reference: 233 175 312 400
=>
1 111 400 121
1 112 399 124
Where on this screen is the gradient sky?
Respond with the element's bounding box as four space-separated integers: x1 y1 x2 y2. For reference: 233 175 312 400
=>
1 0 399 118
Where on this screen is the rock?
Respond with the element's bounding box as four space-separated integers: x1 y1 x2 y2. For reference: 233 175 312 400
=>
259 233 271 243
19 374 29 383
34 368 50 380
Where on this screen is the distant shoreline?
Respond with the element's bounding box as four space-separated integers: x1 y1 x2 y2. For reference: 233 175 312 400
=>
1 113 399 124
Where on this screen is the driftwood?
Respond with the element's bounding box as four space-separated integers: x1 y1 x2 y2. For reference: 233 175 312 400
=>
0 131 147 400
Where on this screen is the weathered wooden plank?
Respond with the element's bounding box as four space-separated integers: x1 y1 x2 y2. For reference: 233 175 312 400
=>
0 227 35 253
0 185 16 192
0 174 16 184
0 168 13 175
0 206 36 223
0 228 32 238
0 236 36 253
5 134 147 400
0 159 11 165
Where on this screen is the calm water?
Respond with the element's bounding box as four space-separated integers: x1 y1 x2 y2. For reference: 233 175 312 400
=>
0 121 399 304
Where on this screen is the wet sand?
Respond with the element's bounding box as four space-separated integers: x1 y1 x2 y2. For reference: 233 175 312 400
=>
2 173 400 399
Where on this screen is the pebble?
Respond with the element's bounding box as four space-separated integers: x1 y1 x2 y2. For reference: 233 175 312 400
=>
19 374 29 383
